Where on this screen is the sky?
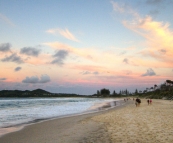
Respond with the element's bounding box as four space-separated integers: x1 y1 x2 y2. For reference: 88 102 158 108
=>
0 0 173 95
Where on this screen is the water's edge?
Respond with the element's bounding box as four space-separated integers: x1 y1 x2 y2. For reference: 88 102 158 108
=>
0 99 124 137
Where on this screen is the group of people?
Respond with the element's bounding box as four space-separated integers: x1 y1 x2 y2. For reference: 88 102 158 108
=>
147 99 152 105
124 98 131 102
133 98 152 107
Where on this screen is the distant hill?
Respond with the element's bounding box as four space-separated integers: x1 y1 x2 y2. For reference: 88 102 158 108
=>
0 89 86 97
31 89 51 94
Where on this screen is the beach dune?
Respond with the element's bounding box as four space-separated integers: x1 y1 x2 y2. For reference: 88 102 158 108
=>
0 99 173 143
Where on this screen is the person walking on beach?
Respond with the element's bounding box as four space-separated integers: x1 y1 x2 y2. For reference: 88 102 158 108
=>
149 99 152 105
135 98 141 107
147 99 149 105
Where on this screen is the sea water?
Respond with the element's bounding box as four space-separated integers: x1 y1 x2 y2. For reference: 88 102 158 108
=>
0 97 121 136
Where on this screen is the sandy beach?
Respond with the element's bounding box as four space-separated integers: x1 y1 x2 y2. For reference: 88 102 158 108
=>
92 99 173 143
0 99 173 143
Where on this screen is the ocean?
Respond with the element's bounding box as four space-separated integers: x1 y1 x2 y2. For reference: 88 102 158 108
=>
0 97 121 136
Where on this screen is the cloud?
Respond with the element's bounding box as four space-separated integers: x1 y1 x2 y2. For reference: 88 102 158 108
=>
22 75 51 84
93 71 99 75
51 50 68 66
0 43 11 52
82 71 91 75
122 11 173 65
44 41 115 63
46 28 79 42
82 71 99 75
0 13 15 26
111 1 139 17
0 78 6 80
111 1 125 13
123 58 129 64
1 53 24 63
111 1 173 69
14 67 22 72
22 76 39 83
44 42 72 52
20 47 41 57
159 49 166 54
39 75 51 83
142 68 156 76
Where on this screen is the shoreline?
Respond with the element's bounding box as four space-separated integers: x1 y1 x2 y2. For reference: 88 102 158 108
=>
1 99 172 143
0 99 129 143
0 99 124 138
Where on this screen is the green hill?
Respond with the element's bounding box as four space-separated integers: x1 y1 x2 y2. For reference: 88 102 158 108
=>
0 89 84 97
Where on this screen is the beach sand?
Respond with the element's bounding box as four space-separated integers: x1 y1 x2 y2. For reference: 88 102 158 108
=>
0 99 173 143
92 99 173 143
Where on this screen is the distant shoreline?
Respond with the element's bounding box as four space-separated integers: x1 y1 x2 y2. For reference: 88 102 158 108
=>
0 89 88 97
0 89 131 98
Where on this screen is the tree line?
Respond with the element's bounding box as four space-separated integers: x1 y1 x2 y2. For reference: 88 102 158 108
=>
94 79 173 99
95 88 132 97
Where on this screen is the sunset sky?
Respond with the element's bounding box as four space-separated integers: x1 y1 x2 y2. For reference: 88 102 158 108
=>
0 0 173 95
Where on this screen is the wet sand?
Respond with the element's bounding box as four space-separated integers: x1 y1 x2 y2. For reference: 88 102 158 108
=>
0 99 173 143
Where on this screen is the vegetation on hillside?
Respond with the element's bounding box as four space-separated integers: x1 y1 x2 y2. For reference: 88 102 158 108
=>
136 80 173 100
0 89 87 97
94 80 173 100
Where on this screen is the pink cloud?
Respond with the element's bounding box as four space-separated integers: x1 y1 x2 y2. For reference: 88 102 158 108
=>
46 28 79 42
44 41 99 62
123 16 173 58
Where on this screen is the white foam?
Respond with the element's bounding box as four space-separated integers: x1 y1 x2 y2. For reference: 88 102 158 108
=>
0 97 122 136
